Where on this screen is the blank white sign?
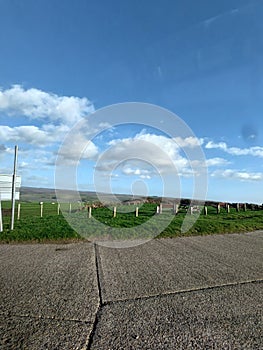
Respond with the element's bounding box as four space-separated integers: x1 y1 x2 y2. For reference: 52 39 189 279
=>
0 174 21 200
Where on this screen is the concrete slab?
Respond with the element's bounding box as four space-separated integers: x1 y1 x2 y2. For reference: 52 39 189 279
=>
1 232 262 349
0 314 91 350
90 281 263 349
0 242 99 321
97 232 263 302
0 242 99 349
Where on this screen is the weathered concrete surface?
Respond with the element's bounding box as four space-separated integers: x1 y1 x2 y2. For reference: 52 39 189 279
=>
90 282 262 350
0 242 99 349
0 315 92 350
96 231 263 302
0 231 262 349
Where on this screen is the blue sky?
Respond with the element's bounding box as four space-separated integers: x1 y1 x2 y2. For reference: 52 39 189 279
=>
0 0 263 203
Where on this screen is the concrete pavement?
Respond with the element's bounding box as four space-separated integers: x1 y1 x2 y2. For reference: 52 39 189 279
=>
0 242 99 349
0 231 262 349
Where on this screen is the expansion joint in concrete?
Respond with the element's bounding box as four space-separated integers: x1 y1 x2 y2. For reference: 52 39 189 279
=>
86 243 103 350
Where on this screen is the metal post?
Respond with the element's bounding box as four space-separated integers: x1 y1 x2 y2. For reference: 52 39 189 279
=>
10 145 18 230
0 199 3 232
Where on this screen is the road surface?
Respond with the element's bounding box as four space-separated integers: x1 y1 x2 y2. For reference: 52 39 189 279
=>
0 231 262 349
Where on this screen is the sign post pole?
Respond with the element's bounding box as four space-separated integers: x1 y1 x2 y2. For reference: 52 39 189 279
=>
10 145 18 231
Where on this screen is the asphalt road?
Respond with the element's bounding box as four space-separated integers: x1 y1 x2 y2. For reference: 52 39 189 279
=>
0 231 262 349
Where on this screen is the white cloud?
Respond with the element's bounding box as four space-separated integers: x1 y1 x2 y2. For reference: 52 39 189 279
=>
56 130 99 165
211 169 263 181
0 85 94 125
206 157 230 167
96 133 204 179
0 124 73 146
173 136 204 148
205 141 263 158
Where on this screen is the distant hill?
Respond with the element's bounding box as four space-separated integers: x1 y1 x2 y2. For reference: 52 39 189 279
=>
20 187 261 209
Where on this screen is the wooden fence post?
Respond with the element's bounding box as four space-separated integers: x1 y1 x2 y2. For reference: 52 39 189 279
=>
88 206 92 218
40 202 43 218
243 203 247 212
159 203 163 214
174 203 179 214
57 203 60 215
227 204 230 213
17 203 21 220
236 203 239 212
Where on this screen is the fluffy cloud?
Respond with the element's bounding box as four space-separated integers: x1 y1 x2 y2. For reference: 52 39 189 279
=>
211 169 263 181
0 85 94 125
205 141 263 158
56 129 99 166
205 157 230 167
0 124 73 146
0 85 96 157
96 133 204 179
173 136 204 148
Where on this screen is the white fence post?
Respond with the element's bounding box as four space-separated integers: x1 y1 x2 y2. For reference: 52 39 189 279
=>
88 206 92 218
204 206 207 216
69 203 71 214
113 207 117 218
57 203 60 215
174 203 179 214
0 200 3 232
135 207 139 217
17 203 21 220
40 202 43 218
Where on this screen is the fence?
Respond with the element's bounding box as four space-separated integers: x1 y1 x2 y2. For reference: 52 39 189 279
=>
1 200 262 232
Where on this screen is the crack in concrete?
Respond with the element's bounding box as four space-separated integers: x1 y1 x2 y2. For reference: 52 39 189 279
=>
0 311 94 324
86 243 103 350
102 278 263 306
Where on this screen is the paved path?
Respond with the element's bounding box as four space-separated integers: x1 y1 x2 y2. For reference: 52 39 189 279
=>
0 231 262 349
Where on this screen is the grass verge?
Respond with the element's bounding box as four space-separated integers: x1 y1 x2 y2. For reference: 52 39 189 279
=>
0 202 263 243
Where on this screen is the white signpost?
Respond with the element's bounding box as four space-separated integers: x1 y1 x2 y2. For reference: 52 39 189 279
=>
0 145 21 231
0 174 21 232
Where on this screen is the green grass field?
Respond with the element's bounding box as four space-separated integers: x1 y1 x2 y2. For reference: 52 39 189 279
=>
0 201 263 242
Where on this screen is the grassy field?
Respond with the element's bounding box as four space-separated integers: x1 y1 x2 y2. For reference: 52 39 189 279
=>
0 200 263 243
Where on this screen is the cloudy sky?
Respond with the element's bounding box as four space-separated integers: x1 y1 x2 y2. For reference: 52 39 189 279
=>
0 0 263 203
